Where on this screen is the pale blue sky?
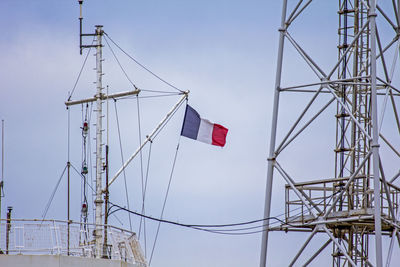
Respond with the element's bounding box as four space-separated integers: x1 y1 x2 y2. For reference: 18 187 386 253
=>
1 1 399 266
0 1 281 266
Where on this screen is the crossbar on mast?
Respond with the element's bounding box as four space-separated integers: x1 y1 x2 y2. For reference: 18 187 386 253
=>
65 90 140 106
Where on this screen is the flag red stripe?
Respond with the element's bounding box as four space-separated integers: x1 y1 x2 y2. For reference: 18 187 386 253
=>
211 124 228 147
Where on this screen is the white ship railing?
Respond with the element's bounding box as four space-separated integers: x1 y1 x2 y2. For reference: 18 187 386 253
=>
0 219 147 267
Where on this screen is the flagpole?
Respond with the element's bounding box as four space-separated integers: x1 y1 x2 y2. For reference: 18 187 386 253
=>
107 91 189 190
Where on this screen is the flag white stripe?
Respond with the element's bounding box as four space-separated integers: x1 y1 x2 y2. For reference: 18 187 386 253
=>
197 118 213 144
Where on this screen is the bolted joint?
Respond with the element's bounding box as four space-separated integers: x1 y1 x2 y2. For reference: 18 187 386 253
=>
278 27 286 33
267 157 276 162
371 143 380 148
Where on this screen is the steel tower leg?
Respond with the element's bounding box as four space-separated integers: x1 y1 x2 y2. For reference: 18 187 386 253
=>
369 1 383 266
259 0 288 266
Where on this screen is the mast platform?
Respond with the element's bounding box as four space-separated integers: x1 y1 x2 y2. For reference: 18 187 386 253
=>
273 177 400 234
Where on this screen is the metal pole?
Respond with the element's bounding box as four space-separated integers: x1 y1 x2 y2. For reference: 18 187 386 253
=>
289 227 318 266
370 1 383 266
67 161 70 255
107 92 188 189
0 120 3 239
103 145 109 258
398 0 400 27
79 0 83 55
94 25 104 258
103 86 109 258
5 206 12 254
259 0 288 266
303 239 332 266
323 225 357 267
1 119 3 186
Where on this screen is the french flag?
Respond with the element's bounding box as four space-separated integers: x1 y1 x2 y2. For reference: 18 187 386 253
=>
181 105 228 147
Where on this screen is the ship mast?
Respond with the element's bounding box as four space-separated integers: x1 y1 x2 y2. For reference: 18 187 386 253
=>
94 24 104 258
66 1 140 258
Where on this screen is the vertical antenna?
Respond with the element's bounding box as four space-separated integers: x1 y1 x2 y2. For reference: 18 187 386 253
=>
70 1 104 258
79 0 83 55
103 85 110 258
103 144 109 258
0 120 4 235
67 102 71 255
1 119 3 184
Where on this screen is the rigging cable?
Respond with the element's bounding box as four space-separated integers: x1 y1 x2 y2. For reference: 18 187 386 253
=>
67 37 95 101
80 104 90 243
138 138 153 254
113 99 133 231
103 33 184 93
149 138 181 266
42 104 87 221
41 165 68 220
109 202 297 235
70 163 95 194
378 36 400 133
104 36 138 90
87 102 96 223
136 94 148 256
104 34 176 94
70 162 125 228
107 187 342 236
110 192 342 236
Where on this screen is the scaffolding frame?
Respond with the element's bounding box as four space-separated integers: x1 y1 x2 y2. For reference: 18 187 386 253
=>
260 0 400 266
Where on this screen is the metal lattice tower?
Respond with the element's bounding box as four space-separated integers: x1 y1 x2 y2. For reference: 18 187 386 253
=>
260 0 400 266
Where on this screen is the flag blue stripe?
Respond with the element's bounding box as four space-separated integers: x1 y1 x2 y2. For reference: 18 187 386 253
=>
181 104 201 140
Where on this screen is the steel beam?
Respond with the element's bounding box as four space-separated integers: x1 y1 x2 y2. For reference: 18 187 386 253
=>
303 239 332 267
369 1 383 265
289 227 318 266
322 225 357 267
259 0 288 265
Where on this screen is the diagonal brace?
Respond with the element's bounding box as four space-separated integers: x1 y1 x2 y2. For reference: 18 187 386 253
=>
275 161 322 216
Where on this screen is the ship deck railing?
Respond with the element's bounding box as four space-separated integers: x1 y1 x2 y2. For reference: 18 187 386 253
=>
0 219 147 267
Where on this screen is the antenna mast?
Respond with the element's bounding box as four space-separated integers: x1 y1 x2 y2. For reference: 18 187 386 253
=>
78 0 104 258
66 0 140 258
94 23 104 259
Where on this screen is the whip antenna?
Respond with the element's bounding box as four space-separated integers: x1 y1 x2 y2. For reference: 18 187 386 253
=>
78 0 83 54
